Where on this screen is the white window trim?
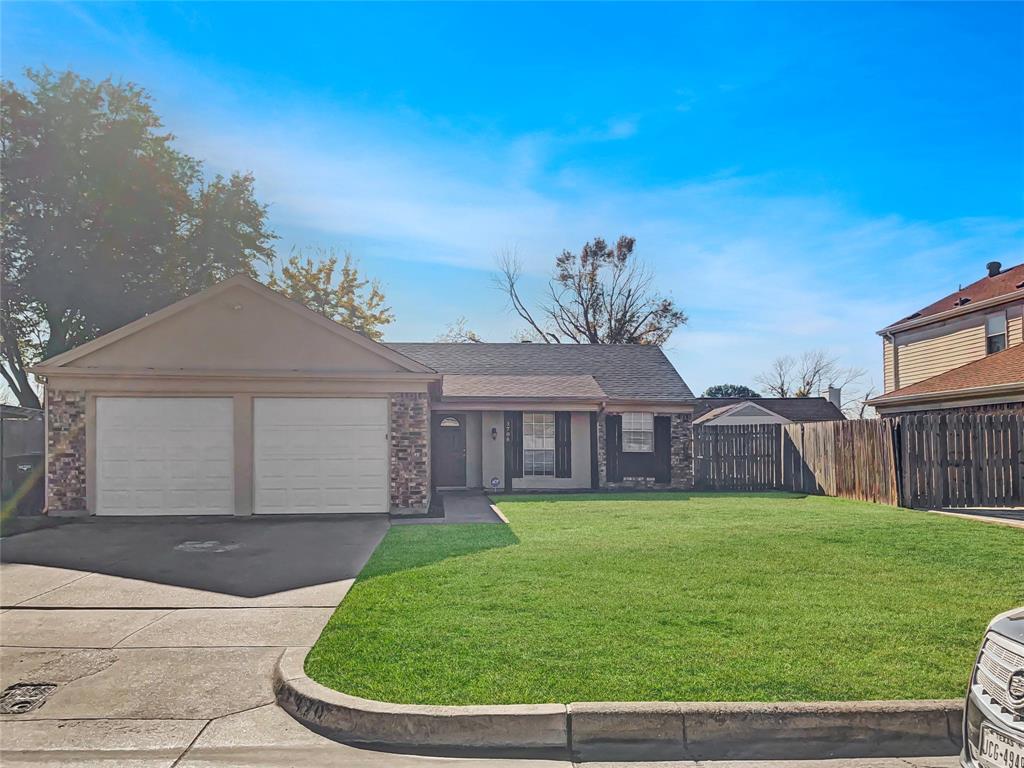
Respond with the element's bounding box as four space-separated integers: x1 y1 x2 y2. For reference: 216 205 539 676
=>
986 311 1008 354
621 412 655 453
523 412 556 476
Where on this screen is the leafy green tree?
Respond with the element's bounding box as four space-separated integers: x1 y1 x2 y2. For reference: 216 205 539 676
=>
266 247 394 341
1 69 276 407
701 384 761 398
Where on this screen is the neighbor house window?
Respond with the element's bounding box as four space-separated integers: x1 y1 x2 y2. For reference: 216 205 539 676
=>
622 412 654 452
986 312 1007 354
523 412 555 476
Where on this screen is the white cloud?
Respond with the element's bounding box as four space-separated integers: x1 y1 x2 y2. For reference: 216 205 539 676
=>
166 96 1022 395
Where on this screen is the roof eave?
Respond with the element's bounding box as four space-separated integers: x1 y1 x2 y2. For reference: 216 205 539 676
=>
876 288 1024 336
439 395 604 403
867 380 1024 407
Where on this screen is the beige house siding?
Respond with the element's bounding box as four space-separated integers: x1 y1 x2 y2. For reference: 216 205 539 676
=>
70 284 407 373
882 337 896 392
1008 304 1023 346
884 301 1024 392
896 323 987 388
479 410 592 491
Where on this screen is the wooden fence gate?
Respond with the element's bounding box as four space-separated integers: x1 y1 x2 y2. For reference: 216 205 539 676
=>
693 409 1023 509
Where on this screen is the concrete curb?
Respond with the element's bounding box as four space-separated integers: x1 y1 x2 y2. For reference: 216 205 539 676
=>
274 648 963 760
274 648 569 758
568 699 963 761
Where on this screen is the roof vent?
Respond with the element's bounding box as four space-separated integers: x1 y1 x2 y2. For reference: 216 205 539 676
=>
519 340 533 343
955 296 972 306
987 261 1002 277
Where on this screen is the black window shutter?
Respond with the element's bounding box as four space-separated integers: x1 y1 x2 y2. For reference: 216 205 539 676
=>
654 416 672 483
504 411 523 485
555 412 572 478
606 414 622 482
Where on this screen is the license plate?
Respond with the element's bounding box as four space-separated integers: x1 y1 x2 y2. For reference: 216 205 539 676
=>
979 724 1024 768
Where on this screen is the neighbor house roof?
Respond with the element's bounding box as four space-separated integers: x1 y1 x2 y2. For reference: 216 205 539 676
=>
868 342 1024 407
441 374 606 401
386 343 695 402
692 397 845 423
879 262 1024 334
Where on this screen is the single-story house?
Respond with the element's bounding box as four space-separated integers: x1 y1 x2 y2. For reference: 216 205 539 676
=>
692 395 845 427
31 275 696 517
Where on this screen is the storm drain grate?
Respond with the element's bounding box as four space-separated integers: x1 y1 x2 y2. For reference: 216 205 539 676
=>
0 684 57 714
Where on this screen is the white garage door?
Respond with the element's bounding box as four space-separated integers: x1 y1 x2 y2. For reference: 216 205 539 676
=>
253 398 388 514
96 398 234 516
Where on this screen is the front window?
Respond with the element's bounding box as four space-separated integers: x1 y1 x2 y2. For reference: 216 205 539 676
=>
986 312 1007 354
622 412 654 452
523 412 555 476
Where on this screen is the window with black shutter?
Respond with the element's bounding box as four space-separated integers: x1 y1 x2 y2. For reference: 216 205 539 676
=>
605 414 622 482
555 412 572 478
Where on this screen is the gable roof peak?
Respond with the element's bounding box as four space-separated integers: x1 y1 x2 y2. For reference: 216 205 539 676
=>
32 274 434 374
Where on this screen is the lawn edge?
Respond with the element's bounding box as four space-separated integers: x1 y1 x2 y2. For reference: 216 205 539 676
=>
274 648 963 760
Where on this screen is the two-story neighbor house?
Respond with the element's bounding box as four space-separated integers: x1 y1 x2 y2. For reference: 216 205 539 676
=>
868 261 1024 416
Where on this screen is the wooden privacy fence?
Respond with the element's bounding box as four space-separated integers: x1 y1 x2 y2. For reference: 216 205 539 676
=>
898 410 1022 509
693 409 1023 509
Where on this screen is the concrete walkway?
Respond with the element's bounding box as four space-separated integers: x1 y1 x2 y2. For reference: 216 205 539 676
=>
926 506 1024 529
0 514 959 767
393 490 505 525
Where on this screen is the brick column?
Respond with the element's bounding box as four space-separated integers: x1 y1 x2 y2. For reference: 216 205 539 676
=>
46 389 87 514
670 412 693 489
389 393 430 512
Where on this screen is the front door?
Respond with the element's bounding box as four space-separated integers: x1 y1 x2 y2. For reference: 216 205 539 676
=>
432 413 467 487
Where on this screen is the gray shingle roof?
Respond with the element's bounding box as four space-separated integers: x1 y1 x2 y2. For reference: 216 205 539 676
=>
693 397 845 422
386 343 695 402
441 374 606 400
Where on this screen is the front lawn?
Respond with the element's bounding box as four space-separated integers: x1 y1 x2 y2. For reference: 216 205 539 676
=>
305 492 1023 705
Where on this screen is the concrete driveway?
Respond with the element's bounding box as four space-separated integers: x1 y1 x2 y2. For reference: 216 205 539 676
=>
0 514 960 767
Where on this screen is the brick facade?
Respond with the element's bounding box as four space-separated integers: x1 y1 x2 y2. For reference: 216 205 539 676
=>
45 389 87 513
389 392 431 511
598 410 693 490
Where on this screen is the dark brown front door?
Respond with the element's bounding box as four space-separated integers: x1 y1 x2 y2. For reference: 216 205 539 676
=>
432 413 466 487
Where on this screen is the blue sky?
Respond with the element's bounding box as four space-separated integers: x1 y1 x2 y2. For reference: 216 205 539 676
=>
4 2 1023 397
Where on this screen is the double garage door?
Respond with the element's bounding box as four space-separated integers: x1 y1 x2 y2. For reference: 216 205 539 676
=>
95 397 388 515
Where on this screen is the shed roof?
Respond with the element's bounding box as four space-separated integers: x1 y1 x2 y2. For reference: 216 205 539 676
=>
693 397 845 423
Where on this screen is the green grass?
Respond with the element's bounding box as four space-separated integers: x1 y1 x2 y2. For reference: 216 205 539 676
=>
305 492 1024 705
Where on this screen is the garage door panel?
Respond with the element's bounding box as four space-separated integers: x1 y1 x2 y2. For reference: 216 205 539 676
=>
96 398 234 516
254 398 388 514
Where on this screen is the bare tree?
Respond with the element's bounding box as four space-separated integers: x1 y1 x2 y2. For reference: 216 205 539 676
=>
494 237 686 345
756 355 797 399
436 317 484 343
755 350 869 416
